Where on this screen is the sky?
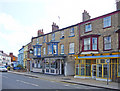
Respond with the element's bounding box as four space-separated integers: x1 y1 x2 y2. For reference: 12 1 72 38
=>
0 0 117 56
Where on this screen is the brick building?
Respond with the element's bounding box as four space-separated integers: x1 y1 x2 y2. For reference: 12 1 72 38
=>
74 1 120 82
31 22 79 76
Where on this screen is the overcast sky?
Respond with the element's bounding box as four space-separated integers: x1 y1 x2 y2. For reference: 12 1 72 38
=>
0 0 117 56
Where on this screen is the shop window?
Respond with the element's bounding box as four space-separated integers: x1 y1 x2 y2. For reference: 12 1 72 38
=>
79 60 82 63
86 64 91 76
51 60 56 68
51 69 55 73
103 64 108 78
86 60 91 63
81 64 85 76
100 59 105 63
97 64 102 77
46 69 49 72
76 64 79 75
45 60 49 68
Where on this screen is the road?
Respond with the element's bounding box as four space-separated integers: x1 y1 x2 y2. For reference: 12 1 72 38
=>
0 72 111 90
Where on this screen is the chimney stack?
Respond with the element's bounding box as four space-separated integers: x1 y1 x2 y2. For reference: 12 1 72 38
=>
82 10 91 22
52 22 59 32
37 29 44 36
116 0 120 10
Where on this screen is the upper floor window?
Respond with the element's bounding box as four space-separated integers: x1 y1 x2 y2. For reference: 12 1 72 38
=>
84 38 90 50
85 24 92 32
83 37 98 51
34 47 37 56
53 45 57 54
43 47 46 55
38 48 41 56
36 38 39 44
52 33 55 41
61 31 64 39
61 44 64 54
69 43 74 54
43 36 46 42
70 28 74 36
104 36 111 50
103 16 111 28
48 44 52 54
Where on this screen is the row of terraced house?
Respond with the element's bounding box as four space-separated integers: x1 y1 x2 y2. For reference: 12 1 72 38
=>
18 1 120 82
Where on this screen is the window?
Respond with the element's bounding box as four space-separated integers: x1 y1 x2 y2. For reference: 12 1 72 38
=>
38 48 41 56
104 36 111 50
53 45 57 54
52 33 55 41
70 28 74 36
97 64 102 77
48 44 52 54
92 38 97 50
43 47 46 55
103 16 111 28
118 64 120 76
84 38 90 50
36 38 39 44
85 24 92 32
34 48 37 56
69 43 74 53
61 31 64 38
61 44 64 54
83 37 98 51
43 36 46 42
76 64 79 75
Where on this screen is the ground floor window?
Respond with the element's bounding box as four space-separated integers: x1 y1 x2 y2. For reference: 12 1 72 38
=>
118 64 120 76
76 64 79 75
97 64 102 77
86 64 91 76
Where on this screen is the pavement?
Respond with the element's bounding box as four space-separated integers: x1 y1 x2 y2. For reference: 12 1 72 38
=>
8 71 120 90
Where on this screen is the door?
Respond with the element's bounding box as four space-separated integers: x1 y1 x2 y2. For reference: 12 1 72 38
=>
92 64 96 79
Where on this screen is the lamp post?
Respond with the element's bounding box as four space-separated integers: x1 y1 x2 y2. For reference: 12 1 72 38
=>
106 59 110 85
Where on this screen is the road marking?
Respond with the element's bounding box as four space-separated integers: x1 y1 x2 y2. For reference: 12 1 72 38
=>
64 84 69 87
16 80 39 87
2 76 8 78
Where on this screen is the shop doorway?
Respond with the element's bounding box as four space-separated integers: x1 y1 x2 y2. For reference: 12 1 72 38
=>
92 64 96 79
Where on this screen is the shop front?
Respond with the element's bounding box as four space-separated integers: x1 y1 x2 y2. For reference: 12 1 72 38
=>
74 52 120 82
44 57 65 75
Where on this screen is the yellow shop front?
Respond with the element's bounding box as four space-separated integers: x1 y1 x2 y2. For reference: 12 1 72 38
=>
74 52 120 82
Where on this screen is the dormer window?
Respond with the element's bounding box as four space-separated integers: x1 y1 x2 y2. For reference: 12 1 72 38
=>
85 23 92 32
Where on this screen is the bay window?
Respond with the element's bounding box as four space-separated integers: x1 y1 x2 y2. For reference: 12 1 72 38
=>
83 37 98 51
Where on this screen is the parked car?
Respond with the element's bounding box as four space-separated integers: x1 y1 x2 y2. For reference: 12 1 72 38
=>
0 66 8 72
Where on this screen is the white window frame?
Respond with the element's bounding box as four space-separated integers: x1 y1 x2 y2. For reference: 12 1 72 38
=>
69 43 74 53
104 36 111 50
92 37 97 50
103 16 111 28
70 28 74 36
61 44 64 54
84 38 90 50
85 24 92 32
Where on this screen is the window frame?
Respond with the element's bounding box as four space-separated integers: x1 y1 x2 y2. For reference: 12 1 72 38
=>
103 36 111 51
82 37 98 52
52 33 55 41
69 42 74 54
69 28 75 37
85 23 92 33
103 16 111 28
61 44 64 54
